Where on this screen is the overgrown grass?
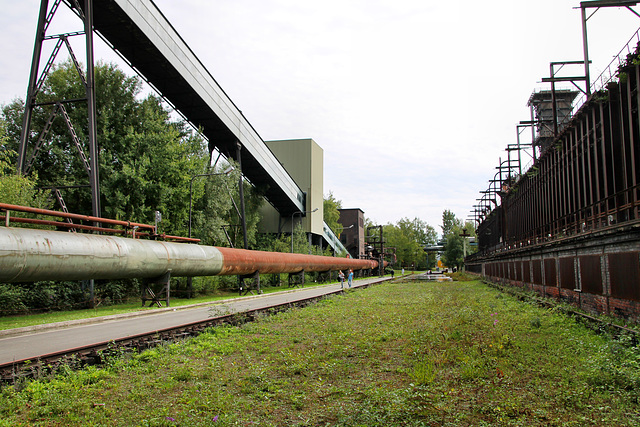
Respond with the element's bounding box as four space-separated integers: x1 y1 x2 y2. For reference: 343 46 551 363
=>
446 271 477 281
1 280 639 426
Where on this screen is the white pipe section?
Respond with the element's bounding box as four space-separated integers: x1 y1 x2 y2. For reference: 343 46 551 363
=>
0 227 224 282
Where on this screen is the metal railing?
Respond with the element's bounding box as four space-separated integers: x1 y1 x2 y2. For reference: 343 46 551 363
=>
566 28 640 128
0 203 200 243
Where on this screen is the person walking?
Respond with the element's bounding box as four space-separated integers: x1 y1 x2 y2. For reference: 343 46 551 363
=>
347 269 353 288
338 270 345 289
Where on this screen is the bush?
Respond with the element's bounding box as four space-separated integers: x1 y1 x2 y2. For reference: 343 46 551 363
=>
95 279 136 304
20 281 85 311
0 283 27 315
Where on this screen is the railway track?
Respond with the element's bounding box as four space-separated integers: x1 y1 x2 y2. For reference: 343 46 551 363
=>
485 280 640 341
0 282 380 384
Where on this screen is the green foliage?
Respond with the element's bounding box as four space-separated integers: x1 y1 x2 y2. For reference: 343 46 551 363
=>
1 60 269 249
441 210 476 269
0 121 51 211
440 209 461 239
384 217 436 269
2 281 640 426
323 191 343 236
0 284 27 315
443 230 464 269
291 222 325 255
253 232 290 253
0 281 89 315
2 61 208 235
618 71 628 84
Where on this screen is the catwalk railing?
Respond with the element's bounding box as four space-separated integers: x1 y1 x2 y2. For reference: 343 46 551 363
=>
476 45 640 255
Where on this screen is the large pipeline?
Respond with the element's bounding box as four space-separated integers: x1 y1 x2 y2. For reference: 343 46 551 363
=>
0 227 381 283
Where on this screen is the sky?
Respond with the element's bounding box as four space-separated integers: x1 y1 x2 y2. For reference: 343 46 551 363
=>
2 1 640 231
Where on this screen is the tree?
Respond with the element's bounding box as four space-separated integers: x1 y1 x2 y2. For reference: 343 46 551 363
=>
442 227 464 270
463 221 478 257
384 217 437 270
323 191 343 236
441 211 474 270
0 120 51 211
2 60 210 236
440 209 462 239
396 217 437 246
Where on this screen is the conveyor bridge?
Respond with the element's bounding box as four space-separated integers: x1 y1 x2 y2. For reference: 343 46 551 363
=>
25 0 347 252
70 0 305 216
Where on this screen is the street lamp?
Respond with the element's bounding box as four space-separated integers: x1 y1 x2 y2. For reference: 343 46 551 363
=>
186 165 234 299
188 165 234 240
291 208 318 253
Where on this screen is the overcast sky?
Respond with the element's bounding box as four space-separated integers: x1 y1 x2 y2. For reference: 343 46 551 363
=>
2 1 639 231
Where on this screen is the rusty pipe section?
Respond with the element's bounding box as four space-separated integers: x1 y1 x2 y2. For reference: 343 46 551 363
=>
0 227 379 283
216 247 377 275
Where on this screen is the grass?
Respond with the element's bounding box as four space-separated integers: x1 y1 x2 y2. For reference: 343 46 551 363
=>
0 292 235 331
0 277 368 331
1 280 640 426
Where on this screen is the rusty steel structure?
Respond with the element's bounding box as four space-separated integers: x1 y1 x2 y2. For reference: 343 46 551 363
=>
473 39 640 253
467 7 640 321
17 0 101 218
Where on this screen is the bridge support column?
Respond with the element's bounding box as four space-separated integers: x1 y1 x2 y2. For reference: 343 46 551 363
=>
288 270 305 288
18 0 101 218
239 271 261 296
141 271 171 307
316 270 331 283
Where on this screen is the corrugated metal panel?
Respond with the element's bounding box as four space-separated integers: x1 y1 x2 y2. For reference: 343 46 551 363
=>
515 261 523 281
609 252 640 300
579 255 602 294
533 260 543 284
523 260 531 283
544 259 557 286
559 257 576 289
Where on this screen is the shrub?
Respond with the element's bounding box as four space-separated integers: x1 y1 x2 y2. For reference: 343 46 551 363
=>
0 283 27 315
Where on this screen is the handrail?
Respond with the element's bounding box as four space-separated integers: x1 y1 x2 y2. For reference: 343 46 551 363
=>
0 203 200 243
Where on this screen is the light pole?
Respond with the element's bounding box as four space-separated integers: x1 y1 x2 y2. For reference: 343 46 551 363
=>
188 165 234 241
187 165 234 298
336 224 354 257
291 208 318 253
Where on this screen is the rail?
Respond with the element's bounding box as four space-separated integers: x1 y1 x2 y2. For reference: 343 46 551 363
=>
0 203 200 243
0 281 385 382
564 27 640 129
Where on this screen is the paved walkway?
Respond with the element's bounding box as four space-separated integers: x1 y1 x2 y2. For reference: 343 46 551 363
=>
0 276 396 365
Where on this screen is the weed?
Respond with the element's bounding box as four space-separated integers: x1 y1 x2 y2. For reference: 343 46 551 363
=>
2 280 640 426
410 360 436 385
530 316 542 329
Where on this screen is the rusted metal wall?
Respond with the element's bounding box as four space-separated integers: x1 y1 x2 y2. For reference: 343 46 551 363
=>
467 226 640 321
609 252 640 301
475 48 640 253
467 47 640 322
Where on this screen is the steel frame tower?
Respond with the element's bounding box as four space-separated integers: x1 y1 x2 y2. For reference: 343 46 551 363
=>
17 0 101 218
